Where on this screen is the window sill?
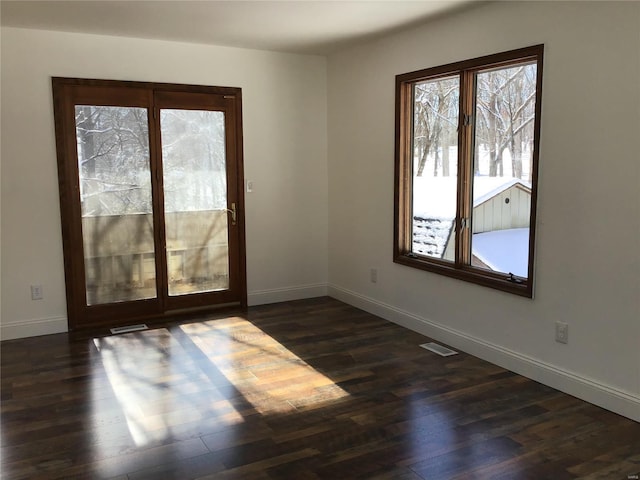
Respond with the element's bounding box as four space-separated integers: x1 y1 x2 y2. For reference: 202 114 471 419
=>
393 253 533 298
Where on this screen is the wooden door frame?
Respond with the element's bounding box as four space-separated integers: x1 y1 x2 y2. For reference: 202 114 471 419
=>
52 77 247 331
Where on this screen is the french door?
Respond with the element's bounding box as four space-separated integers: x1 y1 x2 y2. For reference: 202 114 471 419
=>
52 78 246 330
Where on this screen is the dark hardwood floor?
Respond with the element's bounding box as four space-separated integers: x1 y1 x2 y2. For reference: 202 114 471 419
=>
1 297 639 479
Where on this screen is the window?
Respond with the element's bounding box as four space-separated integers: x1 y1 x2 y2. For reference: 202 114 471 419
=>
394 45 543 297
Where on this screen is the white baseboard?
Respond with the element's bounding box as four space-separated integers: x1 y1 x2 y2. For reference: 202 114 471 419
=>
248 283 328 306
0 285 329 340
1 316 68 341
328 284 640 423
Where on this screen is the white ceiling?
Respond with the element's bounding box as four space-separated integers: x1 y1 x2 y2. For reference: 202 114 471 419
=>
0 0 479 55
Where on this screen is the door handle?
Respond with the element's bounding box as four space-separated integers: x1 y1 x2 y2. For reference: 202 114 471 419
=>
227 202 237 225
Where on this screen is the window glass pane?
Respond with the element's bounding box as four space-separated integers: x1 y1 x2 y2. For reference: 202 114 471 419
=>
161 109 229 296
75 105 156 305
471 62 537 278
412 76 460 261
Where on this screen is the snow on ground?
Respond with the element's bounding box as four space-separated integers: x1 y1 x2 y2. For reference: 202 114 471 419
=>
472 228 529 277
412 175 529 219
412 176 458 220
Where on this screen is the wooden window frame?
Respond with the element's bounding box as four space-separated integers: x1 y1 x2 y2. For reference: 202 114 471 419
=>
394 45 544 298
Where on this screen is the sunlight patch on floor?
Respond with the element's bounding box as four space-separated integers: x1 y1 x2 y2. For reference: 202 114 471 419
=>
93 329 244 448
93 318 348 449
180 317 349 415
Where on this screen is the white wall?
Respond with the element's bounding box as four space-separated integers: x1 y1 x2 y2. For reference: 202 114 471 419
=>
0 27 328 339
327 1 640 421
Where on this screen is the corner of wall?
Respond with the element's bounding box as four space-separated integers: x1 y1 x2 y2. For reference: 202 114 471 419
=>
248 283 328 306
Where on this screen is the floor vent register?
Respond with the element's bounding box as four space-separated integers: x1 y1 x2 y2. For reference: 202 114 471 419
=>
110 324 149 335
420 342 458 357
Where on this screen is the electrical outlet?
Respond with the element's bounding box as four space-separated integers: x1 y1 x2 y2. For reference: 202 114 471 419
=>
555 321 568 344
31 285 43 300
370 268 378 283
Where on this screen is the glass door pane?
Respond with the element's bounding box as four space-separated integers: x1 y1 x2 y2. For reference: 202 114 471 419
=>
75 105 156 305
160 109 229 296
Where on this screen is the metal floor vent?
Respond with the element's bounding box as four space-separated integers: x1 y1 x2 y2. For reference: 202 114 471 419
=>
420 342 458 357
110 324 148 335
